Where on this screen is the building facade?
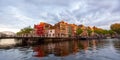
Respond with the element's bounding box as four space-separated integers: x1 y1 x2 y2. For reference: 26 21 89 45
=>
34 21 80 37
34 22 52 37
69 24 78 37
48 29 55 37
54 21 69 37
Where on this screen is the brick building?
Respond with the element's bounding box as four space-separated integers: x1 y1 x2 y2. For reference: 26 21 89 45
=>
34 22 52 37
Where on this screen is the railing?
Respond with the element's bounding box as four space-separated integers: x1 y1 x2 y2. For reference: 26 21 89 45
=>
0 35 120 39
0 35 76 39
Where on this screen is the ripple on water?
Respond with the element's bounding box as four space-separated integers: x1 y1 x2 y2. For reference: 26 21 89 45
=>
0 39 120 60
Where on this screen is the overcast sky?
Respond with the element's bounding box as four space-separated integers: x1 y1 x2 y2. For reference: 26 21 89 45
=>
0 0 120 32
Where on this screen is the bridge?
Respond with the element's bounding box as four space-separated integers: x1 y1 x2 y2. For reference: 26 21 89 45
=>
0 36 105 40
0 36 79 43
0 36 77 40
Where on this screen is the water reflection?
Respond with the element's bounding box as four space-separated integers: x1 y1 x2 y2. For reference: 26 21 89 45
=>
33 41 70 57
0 39 16 45
91 40 97 52
0 39 18 49
0 39 120 60
32 39 99 57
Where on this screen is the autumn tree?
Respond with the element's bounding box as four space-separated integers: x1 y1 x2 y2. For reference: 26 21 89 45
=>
110 23 120 34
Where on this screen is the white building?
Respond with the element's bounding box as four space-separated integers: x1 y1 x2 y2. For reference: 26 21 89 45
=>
1 31 15 37
48 29 55 37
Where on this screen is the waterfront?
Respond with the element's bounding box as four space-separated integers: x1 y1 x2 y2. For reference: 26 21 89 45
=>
0 39 120 60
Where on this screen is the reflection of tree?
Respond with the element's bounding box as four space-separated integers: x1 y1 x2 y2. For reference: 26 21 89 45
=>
33 45 45 57
96 40 108 49
113 40 120 53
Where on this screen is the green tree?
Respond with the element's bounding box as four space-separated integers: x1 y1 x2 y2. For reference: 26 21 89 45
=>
110 23 120 34
76 28 83 35
87 29 92 36
17 26 33 35
94 29 102 34
108 30 115 35
101 30 109 35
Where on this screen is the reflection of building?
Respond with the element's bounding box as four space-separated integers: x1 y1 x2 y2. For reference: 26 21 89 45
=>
54 42 70 56
92 40 97 51
32 40 98 57
73 40 79 54
32 41 71 57
80 40 89 53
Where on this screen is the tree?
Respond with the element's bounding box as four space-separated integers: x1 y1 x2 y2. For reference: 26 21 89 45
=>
17 26 33 35
108 30 115 35
101 30 109 35
76 28 83 35
111 23 120 34
87 29 92 36
94 28 102 34
93 27 108 35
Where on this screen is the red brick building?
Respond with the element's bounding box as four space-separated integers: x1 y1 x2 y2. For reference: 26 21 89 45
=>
34 22 52 37
34 22 45 36
34 21 80 37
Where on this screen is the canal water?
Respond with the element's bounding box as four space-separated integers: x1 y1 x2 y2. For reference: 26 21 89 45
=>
0 39 120 60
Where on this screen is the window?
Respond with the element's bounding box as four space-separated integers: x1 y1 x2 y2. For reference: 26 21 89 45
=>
49 34 51 37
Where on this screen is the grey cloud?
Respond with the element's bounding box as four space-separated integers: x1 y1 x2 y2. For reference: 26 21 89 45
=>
0 0 120 32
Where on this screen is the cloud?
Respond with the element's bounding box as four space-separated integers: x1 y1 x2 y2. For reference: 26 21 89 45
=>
0 0 120 32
